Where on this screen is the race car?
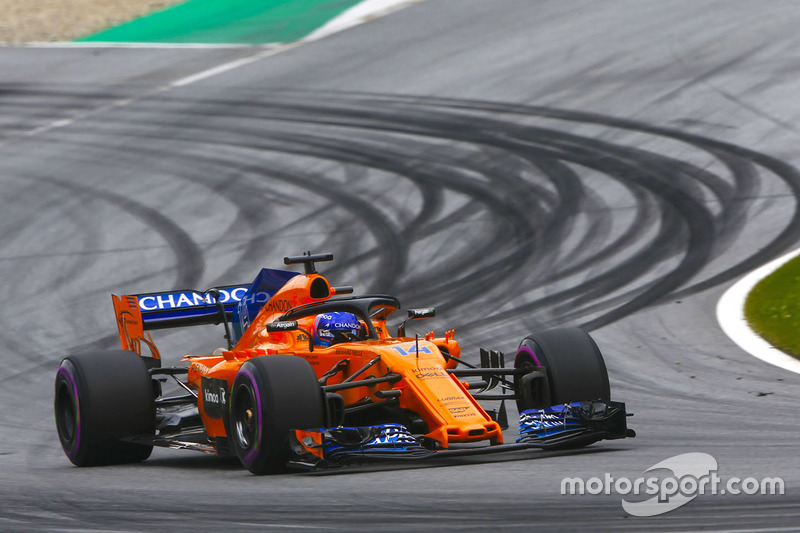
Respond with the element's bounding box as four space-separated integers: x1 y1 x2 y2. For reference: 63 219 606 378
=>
54 253 634 474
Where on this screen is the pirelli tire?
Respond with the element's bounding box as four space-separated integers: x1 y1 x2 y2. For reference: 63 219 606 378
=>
514 327 611 412
229 355 325 475
54 350 155 466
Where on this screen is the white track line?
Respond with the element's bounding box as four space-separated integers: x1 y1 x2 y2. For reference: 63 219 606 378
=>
717 248 800 375
170 0 424 87
306 0 424 40
2 0 423 144
170 43 298 87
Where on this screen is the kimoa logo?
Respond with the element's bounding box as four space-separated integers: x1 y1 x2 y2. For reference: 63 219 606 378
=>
204 388 226 405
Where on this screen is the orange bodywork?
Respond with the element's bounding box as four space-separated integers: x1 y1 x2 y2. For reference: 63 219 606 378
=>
113 272 502 449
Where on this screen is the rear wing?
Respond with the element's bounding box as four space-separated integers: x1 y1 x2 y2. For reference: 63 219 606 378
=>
112 285 249 358
112 267 300 357
131 286 249 330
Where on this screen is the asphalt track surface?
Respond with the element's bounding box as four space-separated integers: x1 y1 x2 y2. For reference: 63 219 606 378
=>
2 1 800 530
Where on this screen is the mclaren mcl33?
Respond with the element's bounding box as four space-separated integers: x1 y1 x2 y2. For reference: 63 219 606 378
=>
55 253 634 474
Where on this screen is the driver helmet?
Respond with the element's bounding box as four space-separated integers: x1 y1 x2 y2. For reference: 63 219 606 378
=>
314 312 362 347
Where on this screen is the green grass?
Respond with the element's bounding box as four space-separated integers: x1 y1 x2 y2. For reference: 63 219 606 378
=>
745 254 800 358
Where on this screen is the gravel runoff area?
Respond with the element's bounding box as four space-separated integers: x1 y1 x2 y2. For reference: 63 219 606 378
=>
0 0 185 43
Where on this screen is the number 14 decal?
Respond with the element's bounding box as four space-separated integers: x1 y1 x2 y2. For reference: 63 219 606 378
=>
391 345 433 356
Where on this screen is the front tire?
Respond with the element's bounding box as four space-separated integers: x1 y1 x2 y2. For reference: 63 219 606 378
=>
54 350 155 466
229 355 324 475
514 328 610 412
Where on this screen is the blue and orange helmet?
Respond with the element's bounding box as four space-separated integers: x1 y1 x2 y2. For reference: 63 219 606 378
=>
314 312 362 347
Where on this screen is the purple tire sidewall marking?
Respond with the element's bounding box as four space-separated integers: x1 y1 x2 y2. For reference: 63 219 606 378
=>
56 366 80 458
239 367 263 467
516 345 541 367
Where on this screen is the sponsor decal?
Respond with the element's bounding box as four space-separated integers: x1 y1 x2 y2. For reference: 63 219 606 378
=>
367 425 419 446
323 321 360 329
448 406 470 414
189 362 211 375
200 377 229 420
139 287 247 311
440 396 468 406
268 320 298 331
335 348 365 356
519 411 570 430
414 369 447 380
264 299 293 313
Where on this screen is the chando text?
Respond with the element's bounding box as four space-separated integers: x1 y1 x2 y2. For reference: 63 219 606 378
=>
138 287 248 311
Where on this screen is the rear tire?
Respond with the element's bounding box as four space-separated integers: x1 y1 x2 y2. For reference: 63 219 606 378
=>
514 328 610 412
54 350 155 466
229 355 324 475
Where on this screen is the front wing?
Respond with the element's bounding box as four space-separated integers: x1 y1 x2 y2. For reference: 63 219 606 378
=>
289 400 634 468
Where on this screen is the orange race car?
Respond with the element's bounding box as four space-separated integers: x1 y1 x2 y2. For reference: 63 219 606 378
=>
54 253 634 474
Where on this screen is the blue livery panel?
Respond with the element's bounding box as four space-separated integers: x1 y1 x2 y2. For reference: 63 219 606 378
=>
133 268 297 333
231 268 299 341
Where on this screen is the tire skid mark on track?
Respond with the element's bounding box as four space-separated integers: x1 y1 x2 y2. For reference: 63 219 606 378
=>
0 167 206 366
6 88 799 355
68 110 548 301
29 174 205 291
7 179 109 296
423 95 800 287
41 136 405 292
128 89 796 286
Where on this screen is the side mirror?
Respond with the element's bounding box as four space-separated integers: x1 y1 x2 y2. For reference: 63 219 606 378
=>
266 320 315 352
398 308 436 337
331 286 354 295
